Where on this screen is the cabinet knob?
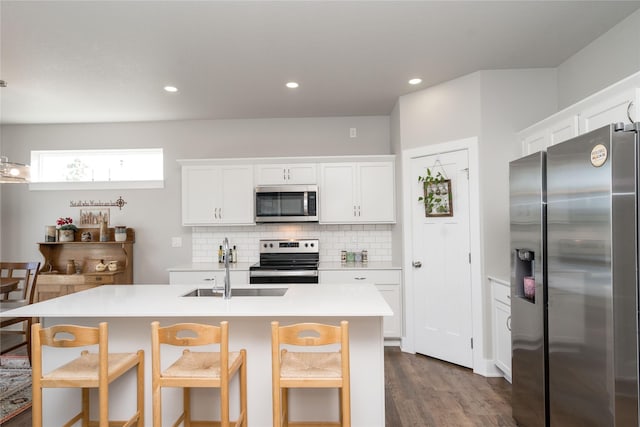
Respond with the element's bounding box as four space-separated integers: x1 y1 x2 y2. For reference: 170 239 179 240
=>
412 261 422 268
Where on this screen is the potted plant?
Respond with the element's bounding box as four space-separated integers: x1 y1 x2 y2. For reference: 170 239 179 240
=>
418 167 454 217
56 217 78 242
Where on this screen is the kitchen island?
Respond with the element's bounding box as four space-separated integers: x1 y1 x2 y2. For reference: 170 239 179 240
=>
1 283 392 427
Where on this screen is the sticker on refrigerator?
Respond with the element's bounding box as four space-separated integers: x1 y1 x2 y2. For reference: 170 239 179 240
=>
590 144 608 167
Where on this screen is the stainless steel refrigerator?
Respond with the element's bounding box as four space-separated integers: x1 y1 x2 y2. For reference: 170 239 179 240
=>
510 150 548 427
510 122 640 427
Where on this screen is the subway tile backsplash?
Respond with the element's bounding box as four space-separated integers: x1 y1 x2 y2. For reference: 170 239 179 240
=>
192 224 392 263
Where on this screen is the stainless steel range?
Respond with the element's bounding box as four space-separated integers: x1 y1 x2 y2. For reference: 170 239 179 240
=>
249 239 319 284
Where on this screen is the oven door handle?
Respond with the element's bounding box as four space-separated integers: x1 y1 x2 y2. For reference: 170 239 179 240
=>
250 270 318 278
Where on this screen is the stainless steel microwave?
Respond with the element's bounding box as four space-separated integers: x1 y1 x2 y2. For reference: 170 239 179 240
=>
255 185 318 223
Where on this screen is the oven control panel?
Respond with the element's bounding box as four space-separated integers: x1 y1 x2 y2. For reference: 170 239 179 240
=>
259 239 319 253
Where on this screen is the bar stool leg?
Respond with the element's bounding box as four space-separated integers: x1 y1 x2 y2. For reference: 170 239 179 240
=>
136 350 144 426
184 387 191 427
82 388 90 426
152 381 162 427
282 387 289 427
240 349 248 427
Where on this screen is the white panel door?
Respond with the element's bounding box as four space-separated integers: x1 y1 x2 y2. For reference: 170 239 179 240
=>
358 162 395 223
411 149 473 368
319 163 356 222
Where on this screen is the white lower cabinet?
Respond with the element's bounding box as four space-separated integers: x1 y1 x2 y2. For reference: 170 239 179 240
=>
491 278 511 382
319 269 402 338
169 270 249 287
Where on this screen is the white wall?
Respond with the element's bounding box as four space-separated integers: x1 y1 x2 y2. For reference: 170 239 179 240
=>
479 69 557 281
398 72 482 149
557 8 640 109
0 116 390 283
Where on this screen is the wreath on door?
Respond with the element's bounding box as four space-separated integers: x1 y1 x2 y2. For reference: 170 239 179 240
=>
417 162 453 217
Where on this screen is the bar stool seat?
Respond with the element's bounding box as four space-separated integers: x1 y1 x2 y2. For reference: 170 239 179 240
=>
162 350 243 378
31 322 144 427
271 321 351 427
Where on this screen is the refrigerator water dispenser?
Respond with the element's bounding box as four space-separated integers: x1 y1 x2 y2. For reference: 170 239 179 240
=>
515 248 535 303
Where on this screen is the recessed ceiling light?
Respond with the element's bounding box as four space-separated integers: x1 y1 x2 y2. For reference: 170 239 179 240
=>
408 78 422 85
164 86 178 93
286 82 299 89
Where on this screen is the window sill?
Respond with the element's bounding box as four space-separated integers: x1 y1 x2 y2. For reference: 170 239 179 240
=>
29 180 164 191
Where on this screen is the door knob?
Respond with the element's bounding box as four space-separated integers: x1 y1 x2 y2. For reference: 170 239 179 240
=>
412 261 422 268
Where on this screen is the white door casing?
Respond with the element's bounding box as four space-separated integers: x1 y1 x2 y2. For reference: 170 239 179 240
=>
402 137 487 375
411 149 472 368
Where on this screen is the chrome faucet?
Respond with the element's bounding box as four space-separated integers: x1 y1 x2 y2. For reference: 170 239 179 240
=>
222 237 231 299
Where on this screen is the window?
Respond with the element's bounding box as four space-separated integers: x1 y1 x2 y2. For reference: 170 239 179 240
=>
30 148 164 190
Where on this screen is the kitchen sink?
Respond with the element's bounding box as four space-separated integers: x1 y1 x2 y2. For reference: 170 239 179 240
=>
182 288 288 297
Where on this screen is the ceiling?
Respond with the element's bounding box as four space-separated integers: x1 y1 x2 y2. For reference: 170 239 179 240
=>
1 1 639 125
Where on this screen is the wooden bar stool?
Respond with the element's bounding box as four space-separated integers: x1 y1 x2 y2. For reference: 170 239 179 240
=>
31 322 144 427
151 321 247 427
271 321 350 427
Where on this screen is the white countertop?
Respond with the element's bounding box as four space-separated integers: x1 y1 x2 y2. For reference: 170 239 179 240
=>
0 283 392 318
168 261 400 272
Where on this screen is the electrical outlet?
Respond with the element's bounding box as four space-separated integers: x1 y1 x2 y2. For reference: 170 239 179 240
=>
350 128 357 138
171 237 182 248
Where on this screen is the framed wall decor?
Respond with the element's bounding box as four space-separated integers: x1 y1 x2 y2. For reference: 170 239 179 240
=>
79 208 110 225
423 179 453 217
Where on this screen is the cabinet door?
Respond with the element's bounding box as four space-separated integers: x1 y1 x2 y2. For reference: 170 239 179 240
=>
521 130 549 156
220 165 254 225
319 163 357 222
376 284 402 338
182 166 221 225
256 164 317 185
579 88 639 134
549 116 579 146
169 270 248 286
494 300 512 381
358 162 395 223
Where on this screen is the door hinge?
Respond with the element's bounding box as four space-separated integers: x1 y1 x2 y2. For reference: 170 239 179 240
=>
468 253 471 263
470 338 473 349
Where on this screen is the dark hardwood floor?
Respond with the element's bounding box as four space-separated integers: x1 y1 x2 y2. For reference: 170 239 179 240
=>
2 347 515 427
385 347 516 426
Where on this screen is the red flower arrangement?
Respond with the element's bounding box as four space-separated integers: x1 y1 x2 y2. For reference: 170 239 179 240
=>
56 217 78 231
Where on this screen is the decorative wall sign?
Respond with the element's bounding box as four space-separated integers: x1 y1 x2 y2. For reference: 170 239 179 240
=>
70 196 127 210
423 179 453 217
79 208 110 225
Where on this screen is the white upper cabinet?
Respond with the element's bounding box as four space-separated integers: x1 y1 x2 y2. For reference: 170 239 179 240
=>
518 73 639 157
578 88 639 134
520 115 579 156
182 164 254 226
255 164 317 185
320 161 395 223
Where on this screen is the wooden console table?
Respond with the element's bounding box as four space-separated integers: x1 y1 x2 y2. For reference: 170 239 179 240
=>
36 227 135 302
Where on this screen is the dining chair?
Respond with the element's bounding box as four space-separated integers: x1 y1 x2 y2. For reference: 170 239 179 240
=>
0 261 41 362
